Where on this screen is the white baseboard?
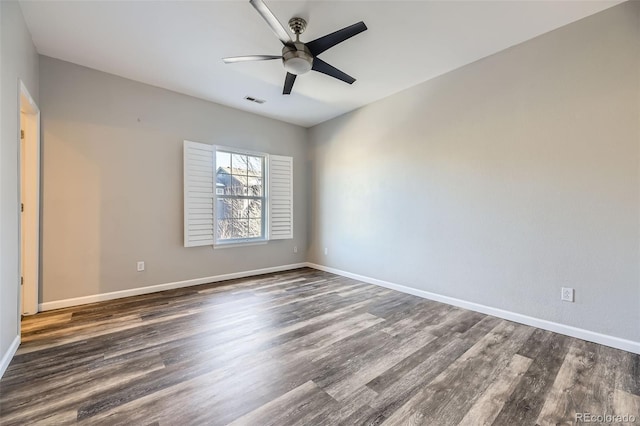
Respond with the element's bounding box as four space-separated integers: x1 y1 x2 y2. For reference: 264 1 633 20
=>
39 263 308 311
37 260 640 355
306 262 640 355
0 335 20 379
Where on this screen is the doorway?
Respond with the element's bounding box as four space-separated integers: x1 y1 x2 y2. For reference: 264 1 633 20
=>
19 81 40 316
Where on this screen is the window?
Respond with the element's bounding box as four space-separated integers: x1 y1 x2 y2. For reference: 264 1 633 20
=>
183 141 293 248
215 149 265 243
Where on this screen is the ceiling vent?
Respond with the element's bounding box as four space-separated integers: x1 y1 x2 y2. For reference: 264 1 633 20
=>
244 96 266 104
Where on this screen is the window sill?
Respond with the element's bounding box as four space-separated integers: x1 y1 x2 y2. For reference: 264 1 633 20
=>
214 240 268 249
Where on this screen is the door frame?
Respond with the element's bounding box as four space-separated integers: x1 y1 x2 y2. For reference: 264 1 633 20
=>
18 80 40 316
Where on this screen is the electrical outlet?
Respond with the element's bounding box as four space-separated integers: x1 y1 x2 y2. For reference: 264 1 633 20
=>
324 247 328 255
561 287 574 302
137 261 145 272
293 246 298 253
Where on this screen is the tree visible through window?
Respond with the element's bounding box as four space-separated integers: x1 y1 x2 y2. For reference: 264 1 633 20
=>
215 149 265 242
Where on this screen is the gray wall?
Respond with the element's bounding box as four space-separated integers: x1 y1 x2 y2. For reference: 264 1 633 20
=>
0 1 39 366
308 2 640 342
39 56 307 303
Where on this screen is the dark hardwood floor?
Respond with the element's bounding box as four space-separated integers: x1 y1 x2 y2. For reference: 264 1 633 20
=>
1 268 638 425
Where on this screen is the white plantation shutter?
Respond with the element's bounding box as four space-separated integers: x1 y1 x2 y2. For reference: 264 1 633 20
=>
268 155 293 240
184 141 215 247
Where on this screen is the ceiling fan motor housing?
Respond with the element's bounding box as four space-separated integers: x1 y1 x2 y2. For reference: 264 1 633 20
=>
282 42 313 75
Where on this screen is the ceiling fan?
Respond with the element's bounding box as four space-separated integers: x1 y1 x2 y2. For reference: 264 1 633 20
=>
223 0 367 95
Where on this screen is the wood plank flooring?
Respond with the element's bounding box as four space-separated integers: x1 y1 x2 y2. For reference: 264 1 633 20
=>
1 268 638 425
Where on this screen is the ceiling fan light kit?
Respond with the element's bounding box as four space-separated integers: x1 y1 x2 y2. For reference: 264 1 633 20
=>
282 43 313 75
223 0 367 95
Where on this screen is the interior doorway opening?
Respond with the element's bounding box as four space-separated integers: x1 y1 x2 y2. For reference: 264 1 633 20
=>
19 80 40 316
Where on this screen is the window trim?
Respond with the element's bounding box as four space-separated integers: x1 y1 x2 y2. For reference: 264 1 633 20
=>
214 145 269 247
213 241 268 250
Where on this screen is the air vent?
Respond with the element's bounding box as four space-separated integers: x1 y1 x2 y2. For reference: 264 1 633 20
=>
244 96 266 104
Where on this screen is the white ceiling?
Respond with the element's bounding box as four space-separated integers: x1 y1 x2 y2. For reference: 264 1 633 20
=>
20 0 621 127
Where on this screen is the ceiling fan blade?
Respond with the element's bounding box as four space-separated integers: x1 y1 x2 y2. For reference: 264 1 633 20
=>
283 72 296 95
311 58 356 84
249 0 293 45
282 72 296 95
223 55 282 64
306 21 367 56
